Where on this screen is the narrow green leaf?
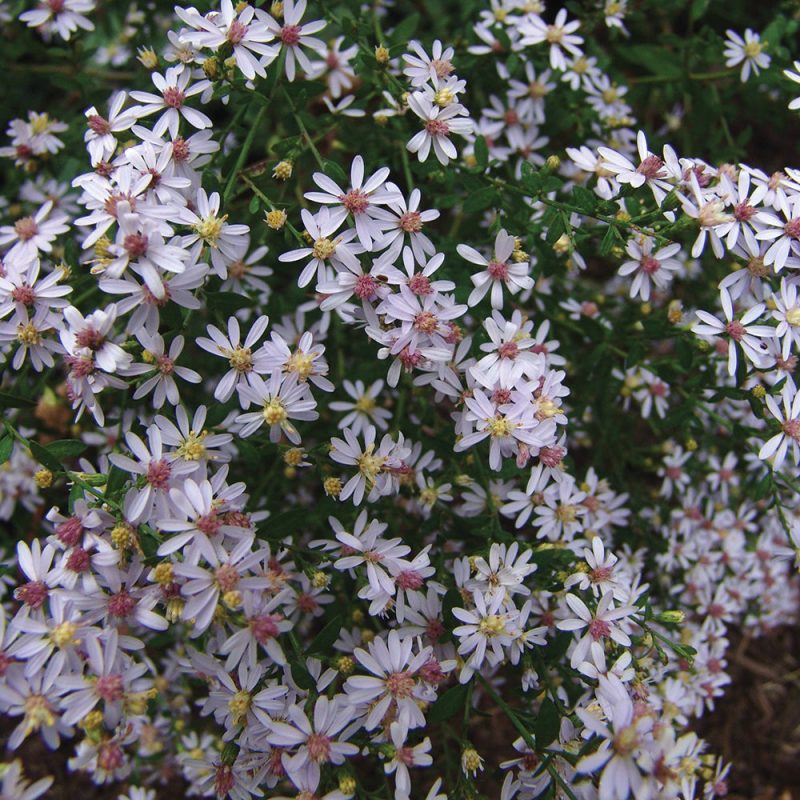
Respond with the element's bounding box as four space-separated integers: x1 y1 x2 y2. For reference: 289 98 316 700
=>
428 682 468 723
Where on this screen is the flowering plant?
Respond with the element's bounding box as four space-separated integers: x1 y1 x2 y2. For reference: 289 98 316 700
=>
0 1 799 799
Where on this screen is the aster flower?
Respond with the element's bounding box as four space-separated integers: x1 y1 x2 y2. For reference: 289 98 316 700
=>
758 385 800 469
723 29 770 82
20 0 94 41
519 9 584 71
0 201 70 267
261 0 326 82
618 237 682 302
329 379 392 435
406 92 474 167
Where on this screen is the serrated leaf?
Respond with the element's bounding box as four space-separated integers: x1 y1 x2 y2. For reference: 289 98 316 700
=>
427 682 468 723
0 436 12 466
308 614 344 655
46 439 87 459
534 698 559 748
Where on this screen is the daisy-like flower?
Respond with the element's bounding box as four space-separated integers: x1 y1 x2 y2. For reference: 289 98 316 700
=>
235 371 319 443
373 187 440 266
125 332 201 409
266 696 358 790
20 0 94 41
756 194 800 272
83 92 136 166
693 294 774 376
344 630 433 730
557 592 637 669
758 385 800 469
261 0 326 82
0 307 61 372
403 40 456 87
723 29 770 83
329 379 392 435
598 131 680 206
384 720 433 800
177 0 277 81
307 37 358 97
519 9 584 71
0 760 53 800
679 172 731 259
279 207 360 288
406 92 474 166
784 60 800 110
452 590 517 682
0 201 70 267
154 405 233 474
196 314 270 402
618 237 682 302
129 65 211 139
458 228 534 309
304 155 401 250
180 189 249 278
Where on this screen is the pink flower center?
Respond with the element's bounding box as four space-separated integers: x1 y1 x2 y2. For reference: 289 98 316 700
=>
408 274 432 295
385 670 415 698
650 381 667 397
395 569 423 590
215 564 240 592
88 114 111 135
66 355 95 378
172 137 190 161
326 52 340 68
108 590 136 618
280 24 301 45
504 109 519 126
588 617 611 640
498 341 519 359
340 189 370 215
418 657 446 684
250 613 281 642
96 673 125 702
733 202 756 222
590 566 613 583
124 232 148 258
425 619 444 642
487 259 508 280
784 218 800 239
163 87 185 108
306 732 332 762
725 320 745 342
196 511 220 536
399 348 423 369
103 192 135 219
11 285 36 305
491 387 511 405
157 354 174 375
47 0 65 13
414 310 438 333
56 515 84 546
227 19 248 43
15 580 48 609
214 765 235 796
66 547 90 573
425 119 450 137
75 326 105 350
146 458 171 489
782 419 800 441
539 445 565 468
431 58 454 78
354 274 377 298
98 741 124 772
637 154 663 180
143 283 171 306
14 217 38 241
640 255 660 274
398 210 423 233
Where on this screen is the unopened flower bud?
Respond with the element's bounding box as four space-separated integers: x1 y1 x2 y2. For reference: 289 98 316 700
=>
265 209 287 230
311 570 329 589
667 299 683 323
375 45 390 64
545 154 560 170
324 476 342 497
656 610 685 624
202 57 220 80
270 1 283 19
751 384 766 399
685 438 698 451
34 468 53 488
273 160 293 180
336 655 355 674
338 774 357 795
137 47 159 70
553 233 570 255
284 447 305 466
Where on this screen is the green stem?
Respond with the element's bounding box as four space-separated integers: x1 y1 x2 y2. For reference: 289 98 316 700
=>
223 105 268 204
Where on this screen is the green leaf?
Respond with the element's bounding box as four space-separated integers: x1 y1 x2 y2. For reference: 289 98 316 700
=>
322 159 348 186
690 0 710 22
45 439 87 459
390 13 419 47
209 292 253 315
0 436 12 466
288 659 315 691
105 465 128 497
570 185 598 214
308 614 344 655
618 45 682 80
534 699 559 748
28 440 62 473
248 195 260 214
0 392 36 408
427 682 468 723
260 508 308 539
474 135 489 169
462 186 497 213
599 224 622 256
